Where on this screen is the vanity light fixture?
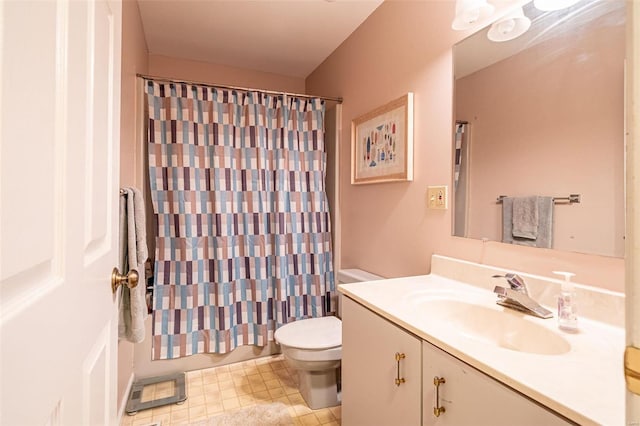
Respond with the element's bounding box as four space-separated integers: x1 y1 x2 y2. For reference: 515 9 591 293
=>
452 0 496 30
533 0 581 11
487 7 531 42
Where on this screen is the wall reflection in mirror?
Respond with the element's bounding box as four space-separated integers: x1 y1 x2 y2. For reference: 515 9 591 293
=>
452 0 625 258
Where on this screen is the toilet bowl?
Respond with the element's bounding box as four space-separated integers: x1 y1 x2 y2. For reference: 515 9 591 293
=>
274 316 342 409
274 269 383 410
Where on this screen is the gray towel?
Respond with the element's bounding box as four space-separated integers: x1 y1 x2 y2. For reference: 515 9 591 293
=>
502 196 554 249
501 197 515 245
512 196 538 239
118 187 149 343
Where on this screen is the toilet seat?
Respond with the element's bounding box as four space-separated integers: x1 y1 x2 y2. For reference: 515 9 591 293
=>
281 345 342 363
274 316 342 350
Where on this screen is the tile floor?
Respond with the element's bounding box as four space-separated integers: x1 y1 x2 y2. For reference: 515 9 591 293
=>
120 355 341 426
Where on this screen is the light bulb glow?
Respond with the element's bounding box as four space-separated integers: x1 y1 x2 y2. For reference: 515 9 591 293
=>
452 0 495 30
461 7 481 24
496 18 516 35
487 7 531 42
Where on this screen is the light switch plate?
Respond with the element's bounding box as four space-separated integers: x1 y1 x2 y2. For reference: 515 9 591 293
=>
427 185 448 209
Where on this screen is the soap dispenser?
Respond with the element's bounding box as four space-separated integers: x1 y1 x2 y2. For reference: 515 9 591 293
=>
554 271 578 332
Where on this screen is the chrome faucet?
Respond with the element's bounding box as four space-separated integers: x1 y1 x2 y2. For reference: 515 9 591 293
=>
492 274 553 319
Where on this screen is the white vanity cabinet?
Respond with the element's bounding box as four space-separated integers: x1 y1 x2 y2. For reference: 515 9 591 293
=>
338 259 624 425
341 296 422 426
422 341 572 426
341 294 574 426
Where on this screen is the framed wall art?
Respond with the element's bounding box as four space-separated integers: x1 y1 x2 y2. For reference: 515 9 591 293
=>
351 93 414 184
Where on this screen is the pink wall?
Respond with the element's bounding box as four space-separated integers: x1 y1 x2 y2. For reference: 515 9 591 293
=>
457 22 624 258
306 1 624 292
118 0 148 414
120 0 148 187
147 54 305 93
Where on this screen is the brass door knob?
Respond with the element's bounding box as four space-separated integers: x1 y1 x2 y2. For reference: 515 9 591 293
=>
111 267 139 293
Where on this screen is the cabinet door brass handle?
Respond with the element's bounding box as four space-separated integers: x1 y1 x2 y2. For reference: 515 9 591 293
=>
395 352 406 386
433 376 446 417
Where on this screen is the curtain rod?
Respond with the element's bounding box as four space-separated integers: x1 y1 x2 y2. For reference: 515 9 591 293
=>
136 73 343 104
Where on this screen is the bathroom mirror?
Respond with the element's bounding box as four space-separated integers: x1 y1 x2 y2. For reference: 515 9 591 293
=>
452 0 625 258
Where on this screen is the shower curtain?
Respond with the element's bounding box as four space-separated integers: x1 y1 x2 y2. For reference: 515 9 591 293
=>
145 80 335 360
454 122 467 190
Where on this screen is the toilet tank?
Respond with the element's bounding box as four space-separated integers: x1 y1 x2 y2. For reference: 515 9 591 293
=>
336 269 384 317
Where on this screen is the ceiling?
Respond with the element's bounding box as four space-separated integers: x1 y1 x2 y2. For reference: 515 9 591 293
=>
136 0 384 79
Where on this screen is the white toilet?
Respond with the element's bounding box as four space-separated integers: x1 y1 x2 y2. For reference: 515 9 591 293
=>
274 269 383 409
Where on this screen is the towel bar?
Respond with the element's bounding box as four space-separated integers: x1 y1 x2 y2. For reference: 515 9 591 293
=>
496 194 580 204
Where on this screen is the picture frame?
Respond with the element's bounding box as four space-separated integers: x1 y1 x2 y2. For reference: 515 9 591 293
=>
351 93 414 184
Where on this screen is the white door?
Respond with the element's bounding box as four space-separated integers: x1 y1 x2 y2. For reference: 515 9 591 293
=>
0 0 122 424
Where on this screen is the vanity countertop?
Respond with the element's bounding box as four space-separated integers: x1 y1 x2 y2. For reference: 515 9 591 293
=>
338 272 625 425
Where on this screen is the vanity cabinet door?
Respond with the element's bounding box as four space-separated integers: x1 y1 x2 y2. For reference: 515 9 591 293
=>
422 341 572 426
342 296 422 426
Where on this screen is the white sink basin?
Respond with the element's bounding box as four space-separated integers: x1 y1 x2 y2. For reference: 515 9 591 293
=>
409 293 570 355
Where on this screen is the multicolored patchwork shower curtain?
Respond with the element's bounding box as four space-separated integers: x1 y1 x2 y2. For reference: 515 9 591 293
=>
145 80 335 360
454 122 467 190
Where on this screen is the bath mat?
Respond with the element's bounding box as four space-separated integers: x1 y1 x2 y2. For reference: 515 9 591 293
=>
189 402 294 426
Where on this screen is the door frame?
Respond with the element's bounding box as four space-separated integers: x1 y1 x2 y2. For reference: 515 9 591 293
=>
625 0 640 422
